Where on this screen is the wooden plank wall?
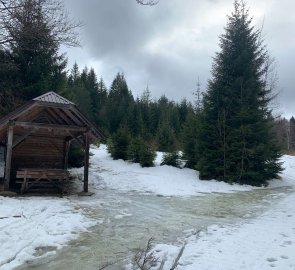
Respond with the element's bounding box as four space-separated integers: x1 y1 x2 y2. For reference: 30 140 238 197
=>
12 137 64 172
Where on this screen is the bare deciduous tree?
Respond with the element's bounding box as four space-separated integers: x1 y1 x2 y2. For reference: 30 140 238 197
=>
0 0 81 49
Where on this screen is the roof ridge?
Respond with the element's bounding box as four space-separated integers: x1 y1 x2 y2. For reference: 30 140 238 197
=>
33 91 74 105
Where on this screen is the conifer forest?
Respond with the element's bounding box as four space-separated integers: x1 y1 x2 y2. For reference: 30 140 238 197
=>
1 0 294 186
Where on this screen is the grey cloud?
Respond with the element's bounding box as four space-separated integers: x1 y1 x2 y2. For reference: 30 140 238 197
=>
64 0 295 117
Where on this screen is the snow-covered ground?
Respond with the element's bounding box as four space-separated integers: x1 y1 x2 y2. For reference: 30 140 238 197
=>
0 197 96 270
125 154 295 270
85 145 256 196
0 145 294 270
144 191 295 270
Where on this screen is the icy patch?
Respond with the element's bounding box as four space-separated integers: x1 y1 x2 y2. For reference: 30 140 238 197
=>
146 192 295 270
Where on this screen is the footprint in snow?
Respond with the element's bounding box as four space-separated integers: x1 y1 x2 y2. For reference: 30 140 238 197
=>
267 258 278 263
280 255 288 259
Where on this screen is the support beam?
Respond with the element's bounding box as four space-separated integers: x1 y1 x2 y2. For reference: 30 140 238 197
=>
12 128 34 149
64 108 83 126
14 121 88 133
83 133 89 193
44 108 64 124
56 108 74 125
4 124 14 190
66 131 85 148
63 140 71 169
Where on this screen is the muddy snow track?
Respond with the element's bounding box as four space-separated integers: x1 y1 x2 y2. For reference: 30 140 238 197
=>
14 186 293 270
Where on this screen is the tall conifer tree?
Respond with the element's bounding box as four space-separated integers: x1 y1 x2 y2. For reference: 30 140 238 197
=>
197 0 282 186
107 73 134 133
4 0 68 100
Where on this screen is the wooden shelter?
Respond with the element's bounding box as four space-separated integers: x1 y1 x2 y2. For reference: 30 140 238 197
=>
0 92 104 193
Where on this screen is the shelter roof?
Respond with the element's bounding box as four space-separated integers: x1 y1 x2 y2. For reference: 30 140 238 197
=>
0 92 104 143
33 91 74 105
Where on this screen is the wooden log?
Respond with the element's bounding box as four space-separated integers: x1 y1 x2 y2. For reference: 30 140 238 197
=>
46 108 65 125
0 215 22 219
20 169 27 194
84 133 89 193
14 121 88 133
64 108 83 126
55 108 75 125
63 140 70 169
4 124 14 190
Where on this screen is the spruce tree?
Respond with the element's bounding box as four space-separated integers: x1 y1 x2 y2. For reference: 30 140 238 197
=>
95 77 108 130
127 136 156 167
197 0 282 186
161 151 182 168
5 0 67 100
107 73 134 133
181 109 200 168
108 126 131 160
290 117 295 151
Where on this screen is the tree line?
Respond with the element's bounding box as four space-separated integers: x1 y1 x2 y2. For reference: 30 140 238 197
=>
0 0 288 186
61 64 198 167
273 117 295 154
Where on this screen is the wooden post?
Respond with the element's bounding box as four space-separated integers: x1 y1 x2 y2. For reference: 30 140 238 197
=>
83 133 89 193
63 140 71 170
4 124 14 190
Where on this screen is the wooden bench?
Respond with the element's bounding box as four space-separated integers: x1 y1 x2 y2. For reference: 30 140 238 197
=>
16 168 70 194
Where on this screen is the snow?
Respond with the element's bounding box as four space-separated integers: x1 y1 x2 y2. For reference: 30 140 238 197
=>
1 144 295 270
122 151 295 270
87 145 254 196
150 192 295 270
0 197 96 270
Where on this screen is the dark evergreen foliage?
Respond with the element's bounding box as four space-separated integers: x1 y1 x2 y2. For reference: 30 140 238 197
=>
160 151 182 168
107 126 131 160
68 144 85 168
3 0 67 101
107 73 134 133
138 141 156 167
156 119 177 152
127 137 143 163
197 0 282 186
181 109 200 168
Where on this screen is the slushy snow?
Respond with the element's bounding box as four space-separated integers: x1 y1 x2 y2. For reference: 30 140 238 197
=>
0 197 96 270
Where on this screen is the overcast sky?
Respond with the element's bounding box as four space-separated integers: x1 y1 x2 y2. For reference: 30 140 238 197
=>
62 0 294 118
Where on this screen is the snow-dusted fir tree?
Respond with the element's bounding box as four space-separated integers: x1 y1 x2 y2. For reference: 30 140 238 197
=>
197 0 282 186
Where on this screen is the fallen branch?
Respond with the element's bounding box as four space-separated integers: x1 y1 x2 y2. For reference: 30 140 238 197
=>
134 237 159 270
170 243 186 270
0 215 22 219
157 253 167 270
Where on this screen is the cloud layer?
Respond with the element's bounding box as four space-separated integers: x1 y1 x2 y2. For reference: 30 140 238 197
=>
63 0 294 117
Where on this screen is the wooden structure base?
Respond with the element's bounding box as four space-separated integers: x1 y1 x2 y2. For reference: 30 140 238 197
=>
16 168 70 194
